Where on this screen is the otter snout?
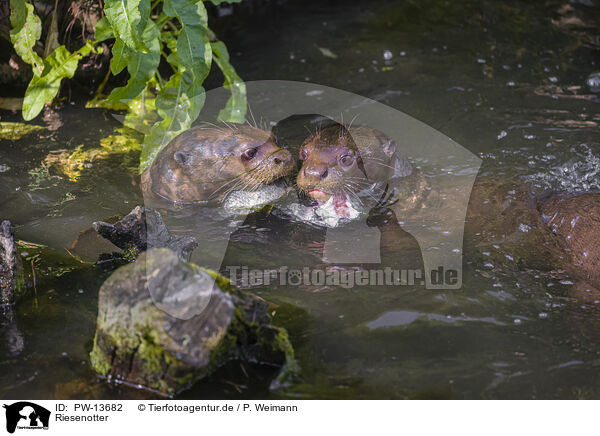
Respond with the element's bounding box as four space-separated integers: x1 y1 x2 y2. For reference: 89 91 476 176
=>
297 163 337 202
302 165 329 181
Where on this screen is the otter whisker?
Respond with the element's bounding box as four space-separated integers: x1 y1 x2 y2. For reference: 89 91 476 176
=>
197 122 228 134
248 105 259 129
366 160 399 171
343 179 386 193
346 113 360 132
221 121 237 131
209 171 248 197
341 185 365 207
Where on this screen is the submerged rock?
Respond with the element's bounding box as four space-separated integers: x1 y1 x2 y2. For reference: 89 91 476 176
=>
93 206 197 261
89 248 296 396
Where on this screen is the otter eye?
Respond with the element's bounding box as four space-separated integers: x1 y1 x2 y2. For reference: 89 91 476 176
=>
300 149 308 160
242 148 258 160
339 155 354 167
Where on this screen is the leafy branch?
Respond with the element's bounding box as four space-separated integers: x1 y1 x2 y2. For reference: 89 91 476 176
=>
8 0 246 171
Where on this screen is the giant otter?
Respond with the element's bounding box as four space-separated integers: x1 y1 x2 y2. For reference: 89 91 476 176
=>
294 123 600 290
141 124 294 205
296 124 425 219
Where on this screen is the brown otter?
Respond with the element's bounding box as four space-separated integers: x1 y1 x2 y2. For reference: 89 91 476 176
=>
296 124 425 217
295 124 600 291
141 124 294 204
537 192 600 286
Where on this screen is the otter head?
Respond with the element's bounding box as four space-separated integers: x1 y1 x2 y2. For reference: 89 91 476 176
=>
296 125 418 219
178 125 293 182
148 124 295 203
233 126 296 187
297 125 385 203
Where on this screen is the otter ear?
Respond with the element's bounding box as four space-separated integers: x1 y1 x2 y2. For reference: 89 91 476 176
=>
174 151 192 167
383 140 397 158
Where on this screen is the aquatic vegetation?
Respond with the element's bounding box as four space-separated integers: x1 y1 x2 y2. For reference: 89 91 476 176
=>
43 128 142 181
0 121 45 140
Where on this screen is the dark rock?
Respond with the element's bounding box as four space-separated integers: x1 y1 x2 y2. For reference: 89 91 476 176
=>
89 248 297 396
93 206 198 261
0 220 22 305
0 220 24 356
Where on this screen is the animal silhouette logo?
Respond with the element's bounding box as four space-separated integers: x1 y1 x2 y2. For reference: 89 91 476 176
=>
3 402 50 433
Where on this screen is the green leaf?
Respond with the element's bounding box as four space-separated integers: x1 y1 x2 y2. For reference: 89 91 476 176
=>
177 27 211 73
156 69 205 122
163 0 208 27
138 0 212 171
110 38 129 75
9 0 43 75
161 31 179 68
211 41 246 123
104 0 150 52
107 22 160 105
139 69 205 172
22 43 95 120
163 0 211 73
94 17 114 42
43 2 60 58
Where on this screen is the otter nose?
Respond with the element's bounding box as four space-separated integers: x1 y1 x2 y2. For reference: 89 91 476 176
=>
303 165 329 180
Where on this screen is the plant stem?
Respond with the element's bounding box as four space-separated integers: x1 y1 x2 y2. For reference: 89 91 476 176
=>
155 12 172 30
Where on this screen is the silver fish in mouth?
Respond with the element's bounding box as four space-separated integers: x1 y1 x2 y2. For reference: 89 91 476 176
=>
222 177 292 213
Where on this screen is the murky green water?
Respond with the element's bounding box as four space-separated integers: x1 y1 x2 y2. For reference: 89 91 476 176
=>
1 0 600 399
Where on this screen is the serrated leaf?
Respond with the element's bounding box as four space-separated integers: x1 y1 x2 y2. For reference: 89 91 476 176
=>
23 43 94 120
9 0 43 75
140 118 179 173
138 0 212 171
94 17 114 42
104 0 150 52
156 69 205 122
163 0 211 73
211 41 246 123
107 22 160 105
177 27 211 74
